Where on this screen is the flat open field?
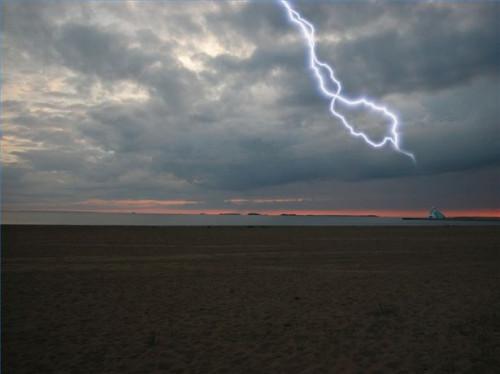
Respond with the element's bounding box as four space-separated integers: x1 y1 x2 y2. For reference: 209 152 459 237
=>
2 225 500 373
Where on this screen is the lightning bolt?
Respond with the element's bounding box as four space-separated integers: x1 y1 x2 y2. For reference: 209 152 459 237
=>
280 0 416 162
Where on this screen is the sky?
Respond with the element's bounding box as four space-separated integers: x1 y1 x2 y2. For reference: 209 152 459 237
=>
1 0 499 217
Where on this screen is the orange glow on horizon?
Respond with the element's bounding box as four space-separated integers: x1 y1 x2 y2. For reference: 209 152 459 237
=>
46 200 500 218
257 209 500 218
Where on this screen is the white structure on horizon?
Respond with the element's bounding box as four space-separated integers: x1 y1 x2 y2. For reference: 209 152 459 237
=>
429 207 446 219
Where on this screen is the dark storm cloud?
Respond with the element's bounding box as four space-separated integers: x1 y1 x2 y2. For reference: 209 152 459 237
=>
208 2 291 47
326 4 500 96
53 22 202 111
55 23 156 80
2 1 499 211
2 1 59 63
209 1 500 96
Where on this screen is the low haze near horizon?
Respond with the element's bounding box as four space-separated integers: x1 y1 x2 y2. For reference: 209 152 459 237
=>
1 1 499 217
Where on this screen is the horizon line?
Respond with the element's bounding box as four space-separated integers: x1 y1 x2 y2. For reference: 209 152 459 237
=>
3 208 500 219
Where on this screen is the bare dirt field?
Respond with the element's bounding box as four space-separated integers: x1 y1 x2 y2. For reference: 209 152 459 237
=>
2 225 500 373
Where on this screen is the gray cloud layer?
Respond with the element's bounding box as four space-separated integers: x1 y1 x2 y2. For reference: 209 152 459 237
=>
2 1 499 212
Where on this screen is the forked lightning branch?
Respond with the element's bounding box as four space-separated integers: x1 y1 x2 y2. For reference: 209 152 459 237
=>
280 0 416 162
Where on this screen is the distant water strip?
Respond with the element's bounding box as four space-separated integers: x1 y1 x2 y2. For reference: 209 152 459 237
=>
3 211 499 226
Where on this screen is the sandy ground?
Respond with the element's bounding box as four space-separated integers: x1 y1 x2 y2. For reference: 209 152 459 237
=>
2 225 500 373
